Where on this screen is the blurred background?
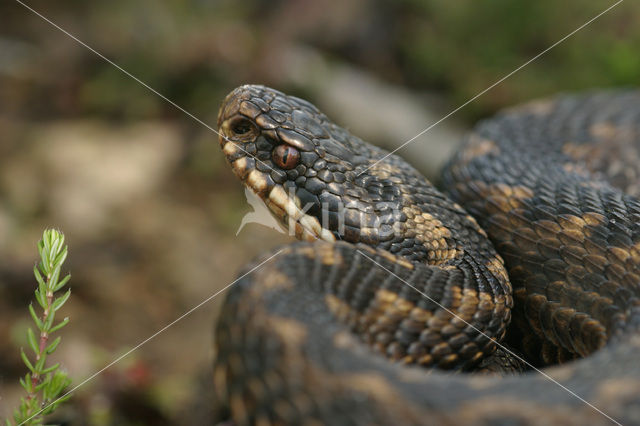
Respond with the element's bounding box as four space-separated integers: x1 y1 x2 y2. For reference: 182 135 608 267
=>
0 0 638 424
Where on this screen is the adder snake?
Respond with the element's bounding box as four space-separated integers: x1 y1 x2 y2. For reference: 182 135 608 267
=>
213 85 640 425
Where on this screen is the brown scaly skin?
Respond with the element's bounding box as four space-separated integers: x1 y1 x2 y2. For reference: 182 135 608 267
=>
213 85 640 425
442 92 640 366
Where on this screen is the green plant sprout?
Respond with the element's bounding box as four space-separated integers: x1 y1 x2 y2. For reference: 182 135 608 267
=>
6 230 72 426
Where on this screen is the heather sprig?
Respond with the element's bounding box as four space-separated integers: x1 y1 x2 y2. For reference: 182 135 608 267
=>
7 230 72 426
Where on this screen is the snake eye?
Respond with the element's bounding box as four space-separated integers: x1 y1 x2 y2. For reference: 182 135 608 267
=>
272 145 300 170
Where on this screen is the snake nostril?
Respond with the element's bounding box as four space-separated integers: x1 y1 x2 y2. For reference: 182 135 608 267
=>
229 117 256 137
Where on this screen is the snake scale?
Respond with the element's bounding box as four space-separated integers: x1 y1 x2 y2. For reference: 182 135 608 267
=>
212 85 640 425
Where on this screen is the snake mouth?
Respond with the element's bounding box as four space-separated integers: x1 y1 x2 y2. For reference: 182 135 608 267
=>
263 182 336 243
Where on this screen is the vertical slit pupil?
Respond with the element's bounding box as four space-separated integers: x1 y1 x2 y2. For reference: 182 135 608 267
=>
273 145 299 169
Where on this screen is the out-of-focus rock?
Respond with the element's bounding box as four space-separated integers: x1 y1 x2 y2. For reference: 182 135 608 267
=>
29 121 182 238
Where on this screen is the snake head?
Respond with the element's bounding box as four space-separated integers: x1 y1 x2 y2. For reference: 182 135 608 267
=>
217 85 409 246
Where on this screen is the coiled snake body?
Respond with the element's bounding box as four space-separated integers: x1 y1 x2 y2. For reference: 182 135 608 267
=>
213 85 640 425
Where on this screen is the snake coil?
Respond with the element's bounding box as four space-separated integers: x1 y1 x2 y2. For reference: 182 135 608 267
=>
213 85 640 425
